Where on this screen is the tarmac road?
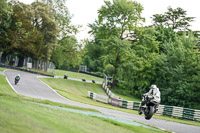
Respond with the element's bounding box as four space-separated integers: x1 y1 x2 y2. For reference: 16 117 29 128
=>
5 70 200 133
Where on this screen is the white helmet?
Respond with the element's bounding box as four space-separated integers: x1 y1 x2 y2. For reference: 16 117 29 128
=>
18 74 20 77
151 84 157 89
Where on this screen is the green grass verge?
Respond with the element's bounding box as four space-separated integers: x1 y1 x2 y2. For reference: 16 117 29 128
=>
0 75 165 133
0 67 8 71
0 96 165 133
54 69 104 82
41 78 200 127
110 87 140 102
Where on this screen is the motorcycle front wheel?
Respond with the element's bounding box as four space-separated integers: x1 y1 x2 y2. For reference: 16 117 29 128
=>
145 106 154 120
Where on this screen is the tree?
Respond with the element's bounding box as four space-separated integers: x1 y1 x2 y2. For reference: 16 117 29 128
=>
101 37 132 87
51 35 81 69
40 0 79 38
98 0 144 40
152 7 194 31
31 1 59 61
154 25 176 52
117 27 160 96
87 0 144 87
0 0 13 63
155 34 200 109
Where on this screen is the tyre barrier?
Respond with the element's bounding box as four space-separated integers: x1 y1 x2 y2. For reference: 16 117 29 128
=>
122 100 134 109
99 82 200 122
96 94 109 104
132 102 141 111
163 105 173 116
183 108 194 120
194 110 200 121
88 91 200 121
111 98 122 107
156 105 164 115
172 106 183 118
88 91 96 100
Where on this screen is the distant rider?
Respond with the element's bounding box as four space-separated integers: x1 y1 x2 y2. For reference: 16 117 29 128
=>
139 84 161 115
15 74 20 84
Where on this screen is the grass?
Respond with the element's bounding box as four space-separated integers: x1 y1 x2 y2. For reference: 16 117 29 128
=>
41 77 200 127
1 67 200 127
0 74 165 133
0 96 165 133
110 87 140 102
54 69 104 82
0 67 8 71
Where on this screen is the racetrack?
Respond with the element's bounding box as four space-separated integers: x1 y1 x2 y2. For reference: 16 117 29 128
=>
5 70 200 133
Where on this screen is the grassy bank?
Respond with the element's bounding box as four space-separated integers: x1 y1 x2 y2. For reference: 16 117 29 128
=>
54 69 104 82
0 74 165 133
1 96 165 133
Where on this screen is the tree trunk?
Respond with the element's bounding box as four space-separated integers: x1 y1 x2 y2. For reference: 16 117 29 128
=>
1 51 8 64
17 56 24 67
111 79 117 88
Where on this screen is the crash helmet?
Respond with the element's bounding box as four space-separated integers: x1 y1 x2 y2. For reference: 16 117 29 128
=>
150 84 157 90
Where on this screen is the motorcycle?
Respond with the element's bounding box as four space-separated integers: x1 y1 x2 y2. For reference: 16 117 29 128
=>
139 95 159 120
15 75 20 85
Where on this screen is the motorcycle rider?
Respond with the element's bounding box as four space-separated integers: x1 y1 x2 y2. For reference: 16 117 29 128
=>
15 74 20 84
139 84 161 115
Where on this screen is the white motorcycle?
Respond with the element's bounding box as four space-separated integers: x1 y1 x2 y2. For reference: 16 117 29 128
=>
139 95 159 120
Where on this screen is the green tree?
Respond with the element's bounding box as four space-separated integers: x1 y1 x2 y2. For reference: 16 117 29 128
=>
40 0 78 38
152 7 194 31
155 34 200 109
118 27 160 96
51 36 80 69
101 37 132 87
31 1 59 61
154 25 176 52
98 0 144 40
0 0 13 63
86 0 144 87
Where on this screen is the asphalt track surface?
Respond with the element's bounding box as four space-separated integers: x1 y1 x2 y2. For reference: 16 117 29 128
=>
4 70 200 133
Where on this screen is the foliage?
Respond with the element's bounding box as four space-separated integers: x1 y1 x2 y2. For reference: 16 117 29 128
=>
40 0 79 38
31 1 59 60
117 27 160 96
0 0 13 51
104 64 115 76
51 36 81 69
86 0 144 87
98 0 144 40
155 34 200 109
151 7 194 31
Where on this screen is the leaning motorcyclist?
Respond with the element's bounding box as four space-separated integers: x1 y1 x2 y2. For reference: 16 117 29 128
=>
15 74 20 82
139 84 161 115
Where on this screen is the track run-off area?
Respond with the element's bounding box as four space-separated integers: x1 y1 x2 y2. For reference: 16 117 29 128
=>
4 69 200 133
